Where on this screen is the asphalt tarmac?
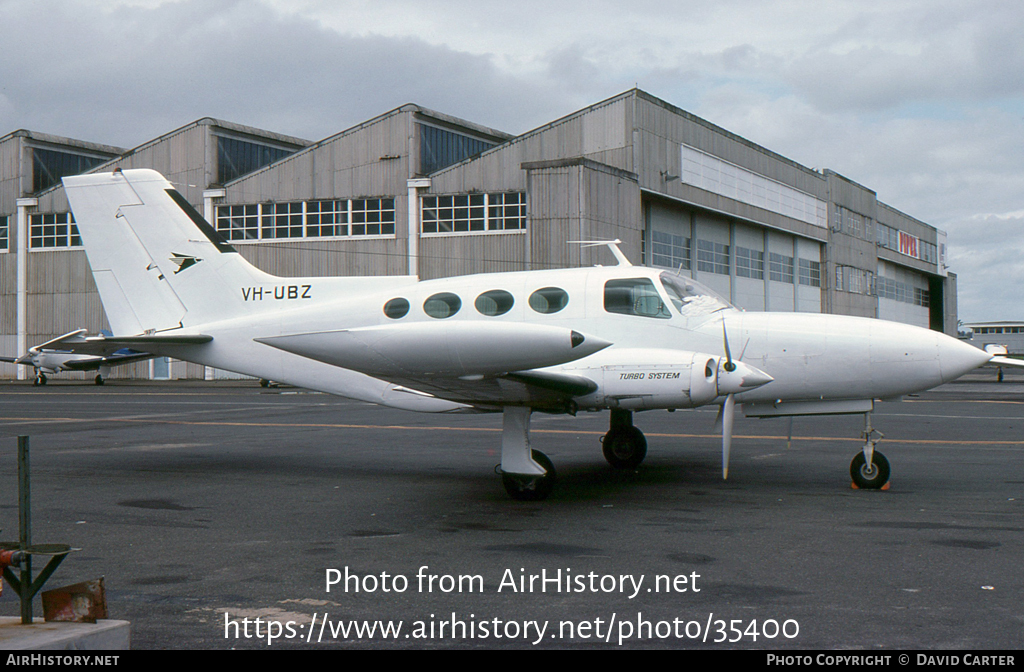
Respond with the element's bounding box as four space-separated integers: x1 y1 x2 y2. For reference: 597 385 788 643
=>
0 369 1021 650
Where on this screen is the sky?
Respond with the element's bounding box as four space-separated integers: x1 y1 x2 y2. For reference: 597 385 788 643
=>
2 0 1022 323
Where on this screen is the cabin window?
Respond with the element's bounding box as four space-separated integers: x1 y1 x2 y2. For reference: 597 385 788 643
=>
475 290 515 316
383 298 410 319
424 293 462 319
528 287 569 314
604 278 671 319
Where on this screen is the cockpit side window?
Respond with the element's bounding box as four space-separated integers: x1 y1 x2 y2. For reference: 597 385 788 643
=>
604 278 671 319
659 271 732 316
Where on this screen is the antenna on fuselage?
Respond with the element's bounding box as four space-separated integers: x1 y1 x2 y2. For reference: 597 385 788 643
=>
568 239 632 267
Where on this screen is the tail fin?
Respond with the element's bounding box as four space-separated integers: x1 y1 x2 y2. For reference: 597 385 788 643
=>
64 169 276 334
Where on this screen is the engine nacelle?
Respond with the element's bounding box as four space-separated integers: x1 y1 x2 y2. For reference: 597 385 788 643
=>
562 349 714 410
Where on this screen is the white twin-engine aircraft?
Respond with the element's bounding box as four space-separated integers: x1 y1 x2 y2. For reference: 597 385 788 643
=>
62 169 1000 500
0 329 153 385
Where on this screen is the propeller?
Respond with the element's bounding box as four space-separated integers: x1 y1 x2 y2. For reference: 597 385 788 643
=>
720 320 736 479
712 319 772 480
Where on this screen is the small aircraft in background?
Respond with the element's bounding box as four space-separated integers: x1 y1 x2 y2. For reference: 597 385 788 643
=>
60 169 1013 499
982 344 1023 383
0 329 153 385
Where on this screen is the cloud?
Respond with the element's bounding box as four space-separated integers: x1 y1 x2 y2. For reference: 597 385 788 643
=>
2 0 1021 322
0 0 579 144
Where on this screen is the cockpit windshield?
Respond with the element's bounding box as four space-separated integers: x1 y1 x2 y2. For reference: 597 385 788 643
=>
658 271 734 317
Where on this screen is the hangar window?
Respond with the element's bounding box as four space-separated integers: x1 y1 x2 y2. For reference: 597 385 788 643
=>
419 124 498 174
487 193 526 231
262 202 304 239
29 213 80 248
32 148 109 193
528 287 569 314
876 223 899 250
383 298 410 319
650 230 690 270
798 259 821 287
424 292 462 319
217 205 259 240
919 241 937 264
697 240 730 275
768 253 794 284
604 279 671 319
307 200 348 237
351 199 396 236
736 247 764 279
422 193 526 234
215 198 395 241
0 216 8 252
216 136 296 183
475 290 515 316
835 266 873 296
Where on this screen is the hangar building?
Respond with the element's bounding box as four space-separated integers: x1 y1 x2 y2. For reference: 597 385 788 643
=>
0 89 957 381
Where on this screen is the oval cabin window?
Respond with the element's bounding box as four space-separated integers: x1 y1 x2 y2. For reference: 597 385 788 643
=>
383 298 410 319
423 292 462 319
475 290 515 316
528 287 569 314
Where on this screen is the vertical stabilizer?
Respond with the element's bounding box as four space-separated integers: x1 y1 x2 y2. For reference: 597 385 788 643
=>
64 169 274 334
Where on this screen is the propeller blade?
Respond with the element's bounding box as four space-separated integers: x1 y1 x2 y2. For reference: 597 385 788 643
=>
722 321 736 372
722 393 735 480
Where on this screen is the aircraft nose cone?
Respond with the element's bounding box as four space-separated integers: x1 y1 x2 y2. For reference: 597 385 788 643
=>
938 335 993 382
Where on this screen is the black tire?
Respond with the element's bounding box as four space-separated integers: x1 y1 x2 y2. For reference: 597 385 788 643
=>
850 451 890 489
502 450 556 501
37 374 47 386
94 375 104 385
602 426 648 469
260 379 270 388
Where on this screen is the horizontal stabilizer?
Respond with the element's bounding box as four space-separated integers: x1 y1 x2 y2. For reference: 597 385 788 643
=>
256 322 611 378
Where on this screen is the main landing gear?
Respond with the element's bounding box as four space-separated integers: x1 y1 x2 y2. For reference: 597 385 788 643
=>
850 412 890 490
33 372 47 386
498 407 653 500
499 407 556 501
601 409 647 469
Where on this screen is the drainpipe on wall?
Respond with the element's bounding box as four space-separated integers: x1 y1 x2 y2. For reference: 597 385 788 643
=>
15 198 36 381
201 189 226 381
407 178 430 277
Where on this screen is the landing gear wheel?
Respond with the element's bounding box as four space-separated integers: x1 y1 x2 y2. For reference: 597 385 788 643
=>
851 451 890 489
260 379 270 388
35 373 47 386
602 426 648 469
94 374 104 386
502 450 556 501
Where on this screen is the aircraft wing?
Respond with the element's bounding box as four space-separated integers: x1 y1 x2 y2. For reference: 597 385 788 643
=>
60 351 156 371
0 356 27 365
989 356 1024 369
53 332 212 357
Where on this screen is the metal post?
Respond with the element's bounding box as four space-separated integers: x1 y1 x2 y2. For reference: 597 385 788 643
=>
18 435 32 624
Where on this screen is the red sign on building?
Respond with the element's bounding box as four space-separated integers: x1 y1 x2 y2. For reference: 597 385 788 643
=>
899 231 919 258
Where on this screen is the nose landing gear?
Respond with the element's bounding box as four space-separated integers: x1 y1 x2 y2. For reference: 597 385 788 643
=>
850 412 890 490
